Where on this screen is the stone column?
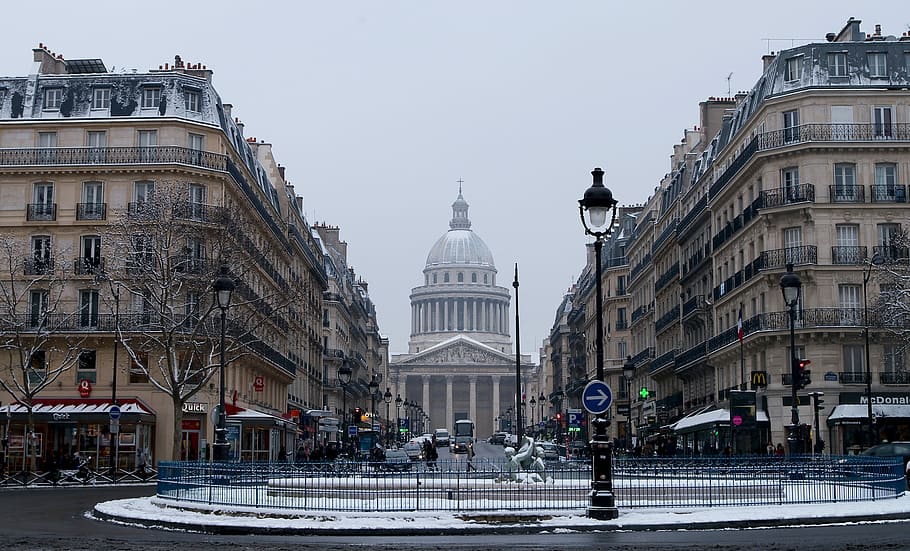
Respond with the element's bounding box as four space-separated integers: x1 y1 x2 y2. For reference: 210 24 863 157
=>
492 375 501 430
469 376 477 425
445 375 454 430
444 300 449 331
398 374 407 405
422 374 431 418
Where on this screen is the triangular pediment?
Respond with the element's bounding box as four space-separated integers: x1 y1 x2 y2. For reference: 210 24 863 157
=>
399 335 513 366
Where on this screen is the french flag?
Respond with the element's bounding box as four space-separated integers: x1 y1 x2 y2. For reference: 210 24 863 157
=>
737 307 744 342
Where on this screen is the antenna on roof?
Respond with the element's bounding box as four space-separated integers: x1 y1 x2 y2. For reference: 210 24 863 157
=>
727 72 733 96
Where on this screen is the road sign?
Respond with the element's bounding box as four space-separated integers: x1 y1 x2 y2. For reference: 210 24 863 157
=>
109 405 121 420
568 410 582 428
348 425 357 437
109 419 120 434
582 380 613 415
616 404 630 416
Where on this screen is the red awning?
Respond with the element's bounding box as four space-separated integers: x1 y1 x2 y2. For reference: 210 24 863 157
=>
0 397 156 416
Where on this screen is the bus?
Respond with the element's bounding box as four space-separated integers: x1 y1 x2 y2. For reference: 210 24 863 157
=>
452 419 475 454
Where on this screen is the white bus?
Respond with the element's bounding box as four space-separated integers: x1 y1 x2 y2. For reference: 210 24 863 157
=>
453 419 475 454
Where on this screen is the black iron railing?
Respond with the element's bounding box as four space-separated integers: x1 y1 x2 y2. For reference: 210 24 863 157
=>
760 184 815 208
870 184 907 203
74 257 104 276
26 203 56 221
0 146 228 170
829 185 865 203
76 202 107 220
23 257 54 275
839 372 869 384
873 245 910 262
881 372 910 384
832 246 867 265
760 245 817 269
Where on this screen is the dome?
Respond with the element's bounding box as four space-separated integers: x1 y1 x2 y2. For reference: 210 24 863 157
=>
425 229 495 268
425 189 496 269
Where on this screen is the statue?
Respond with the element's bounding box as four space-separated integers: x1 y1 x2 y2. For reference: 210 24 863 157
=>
500 435 551 484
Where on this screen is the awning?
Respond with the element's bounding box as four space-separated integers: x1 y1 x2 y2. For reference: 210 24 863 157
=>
227 406 296 430
0 398 156 421
828 404 910 421
672 408 769 433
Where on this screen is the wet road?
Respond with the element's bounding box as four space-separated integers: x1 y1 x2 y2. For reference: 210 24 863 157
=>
2 481 909 550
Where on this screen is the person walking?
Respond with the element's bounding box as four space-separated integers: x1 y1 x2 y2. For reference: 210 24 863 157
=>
466 443 476 472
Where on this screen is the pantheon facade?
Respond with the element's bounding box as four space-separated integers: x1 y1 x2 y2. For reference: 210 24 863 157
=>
390 189 534 438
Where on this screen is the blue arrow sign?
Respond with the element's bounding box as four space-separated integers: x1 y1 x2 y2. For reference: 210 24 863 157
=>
582 380 613 415
109 405 121 420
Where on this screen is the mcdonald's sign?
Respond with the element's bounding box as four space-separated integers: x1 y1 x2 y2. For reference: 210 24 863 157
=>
751 370 768 388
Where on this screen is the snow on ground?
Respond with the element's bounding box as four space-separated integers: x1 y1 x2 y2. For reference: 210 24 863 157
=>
93 493 910 531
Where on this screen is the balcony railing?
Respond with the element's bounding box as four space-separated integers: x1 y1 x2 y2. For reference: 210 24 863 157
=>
873 245 910 263
654 305 680 334
24 257 54 275
682 295 705 319
0 146 228 171
760 245 817 270
629 253 652 284
832 246 867 265
654 262 680 294
677 193 708 236
631 347 654 367
881 372 910 384
870 184 907 203
76 202 107 221
651 221 678 254
828 185 865 203
760 184 815 208
74 257 104 276
651 349 677 373
26 203 56 221
839 372 869 384
675 341 708 371
615 319 628 331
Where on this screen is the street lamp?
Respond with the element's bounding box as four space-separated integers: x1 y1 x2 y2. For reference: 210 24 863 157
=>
338 360 353 451
383 388 393 447
369 376 379 439
95 271 121 473
212 269 235 462
395 394 403 445
538 393 545 431
863 254 883 448
529 396 536 433
579 166 619 519
623 355 635 453
780 263 803 455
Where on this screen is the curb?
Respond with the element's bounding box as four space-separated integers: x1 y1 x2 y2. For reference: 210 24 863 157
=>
92 504 910 536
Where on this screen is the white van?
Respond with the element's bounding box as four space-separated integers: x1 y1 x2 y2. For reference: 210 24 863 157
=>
434 428 450 447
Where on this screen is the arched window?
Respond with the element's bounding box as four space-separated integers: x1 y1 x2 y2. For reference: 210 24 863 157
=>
457 272 464 283
444 273 450 283
471 273 477 283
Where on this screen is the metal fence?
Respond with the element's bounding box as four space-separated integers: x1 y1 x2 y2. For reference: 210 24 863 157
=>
155 455 905 513
0 466 158 487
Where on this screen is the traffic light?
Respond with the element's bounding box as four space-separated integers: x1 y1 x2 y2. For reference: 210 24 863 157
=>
354 407 362 421
555 412 562 421
797 359 812 389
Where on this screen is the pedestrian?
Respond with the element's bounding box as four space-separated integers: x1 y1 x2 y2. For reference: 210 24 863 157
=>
775 443 785 456
425 438 438 470
766 441 775 455
466 443 476 472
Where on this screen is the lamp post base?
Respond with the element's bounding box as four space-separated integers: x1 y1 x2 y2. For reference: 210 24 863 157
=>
587 416 619 520
786 423 807 455
212 441 230 462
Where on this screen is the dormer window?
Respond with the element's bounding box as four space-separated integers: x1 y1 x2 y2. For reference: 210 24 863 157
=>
185 90 200 112
868 52 887 77
92 87 110 110
827 52 847 77
784 56 802 82
142 87 161 109
43 88 63 110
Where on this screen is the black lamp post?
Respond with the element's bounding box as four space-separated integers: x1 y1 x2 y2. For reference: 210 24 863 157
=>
395 394 403 445
369 376 379 438
780 263 804 455
863 254 883 448
538 392 545 432
529 396 536 434
623 355 635 453
212 269 235 462
383 388 393 447
579 166 620 519
338 360 353 451
94 271 121 473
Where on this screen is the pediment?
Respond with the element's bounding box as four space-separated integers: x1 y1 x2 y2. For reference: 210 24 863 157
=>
400 338 512 366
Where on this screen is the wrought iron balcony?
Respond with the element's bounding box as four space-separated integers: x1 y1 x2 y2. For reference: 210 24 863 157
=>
873 245 910 262
760 184 815 208
839 372 869 384
76 202 107 221
881 371 910 384
760 245 817 269
870 184 907 203
829 185 865 203
654 305 680 334
24 257 54 275
26 203 56 221
0 145 227 171
74 256 104 276
832 246 867 265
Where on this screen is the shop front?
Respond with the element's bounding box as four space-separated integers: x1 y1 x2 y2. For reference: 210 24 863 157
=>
224 404 297 462
0 398 156 473
671 406 770 456
827 392 910 455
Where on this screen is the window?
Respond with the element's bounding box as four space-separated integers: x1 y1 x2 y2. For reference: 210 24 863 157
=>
29 290 48 327
79 235 102 275
86 130 106 162
884 345 905 373
617 341 627 359
79 289 99 327
877 223 905 261
29 236 52 275
484 274 488 284
188 133 204 164
783 110 799 142
92 87 110 110
43 88 63 110
868 52 887 77
838 284 861 324
185 90 200 112
77 350 97 383
28 350 46 384
31 182 55 221
781 167 799 199
185 291 201 326
79 181 105 220
873 163 900 201
783 227 802 263
185 236 205 272
834 224 860 264
134 180 155 203
187 183 206 220
142 87 161 108
843 345 865 375
828 52 847 77
432 273 437 284
130 351 150 384
785 56 802 81
38 132 57 148
471 273 477 283
457 272 463 283
833 163 858 201
617 307 627 329
138 130 158 162
444 273 450 283
617 275 626 295
873 106 893 138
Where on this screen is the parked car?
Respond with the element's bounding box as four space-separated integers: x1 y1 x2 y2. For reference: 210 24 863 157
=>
503 433 518 448
434 429 450 447
403 439 425 460
380 448 412 471
861 441 910 486
488 432 507 445
538 441 559 461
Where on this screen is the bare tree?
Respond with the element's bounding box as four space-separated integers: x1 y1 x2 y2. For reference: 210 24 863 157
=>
0 234 84 472
874 229 910 354
102 180 297 460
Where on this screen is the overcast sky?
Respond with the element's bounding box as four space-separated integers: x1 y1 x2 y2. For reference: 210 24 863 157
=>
3 2 905 356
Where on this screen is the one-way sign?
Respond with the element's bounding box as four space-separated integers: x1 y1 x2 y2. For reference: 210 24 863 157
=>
582 380 613 415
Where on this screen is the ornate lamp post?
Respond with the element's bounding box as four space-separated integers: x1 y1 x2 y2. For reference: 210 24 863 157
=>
780 263 804 455
383 388 393 447
395 394 403 445
529 396 536 434
212 270 235 462
368 376 379 440
623 355 636 453
863 254 883 448
579 166 620 519
538 392 546 432
338 360 353 451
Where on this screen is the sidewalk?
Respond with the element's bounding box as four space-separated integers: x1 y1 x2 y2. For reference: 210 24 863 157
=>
93 494 910 535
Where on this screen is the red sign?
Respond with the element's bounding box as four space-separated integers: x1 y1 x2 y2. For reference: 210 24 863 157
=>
78 379 92 397
182 419 201 431
253 375 264 392
732 415 743 427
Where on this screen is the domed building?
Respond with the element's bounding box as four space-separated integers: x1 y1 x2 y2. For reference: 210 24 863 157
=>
390 189 534 438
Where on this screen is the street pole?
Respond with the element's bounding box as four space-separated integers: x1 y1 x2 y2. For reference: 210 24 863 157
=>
580 167 619 519
780 264 803 455
111 282 119 474
863 255 881 448
395 395 402 445
212 270 235 462
513 264 523 443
